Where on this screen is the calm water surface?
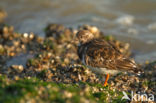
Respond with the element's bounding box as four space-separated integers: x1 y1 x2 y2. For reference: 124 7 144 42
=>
0 0 156 64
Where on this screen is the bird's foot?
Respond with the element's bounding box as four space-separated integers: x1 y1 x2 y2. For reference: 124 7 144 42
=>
103 74 109 87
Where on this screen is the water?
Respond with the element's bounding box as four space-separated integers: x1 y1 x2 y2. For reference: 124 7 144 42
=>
6 53 34 67
0 0 156 64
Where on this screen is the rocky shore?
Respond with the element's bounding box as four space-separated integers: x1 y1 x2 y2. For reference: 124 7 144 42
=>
0 10 155 103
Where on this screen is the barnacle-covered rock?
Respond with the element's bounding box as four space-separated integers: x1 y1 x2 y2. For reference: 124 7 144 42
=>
45 23 74 43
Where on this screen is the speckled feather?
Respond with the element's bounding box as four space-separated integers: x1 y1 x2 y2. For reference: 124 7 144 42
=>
78 38 141 74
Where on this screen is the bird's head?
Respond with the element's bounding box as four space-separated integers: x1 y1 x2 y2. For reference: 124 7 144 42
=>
76 30 94 44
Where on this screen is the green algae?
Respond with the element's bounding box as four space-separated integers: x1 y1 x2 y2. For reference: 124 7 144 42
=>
0 75 127 103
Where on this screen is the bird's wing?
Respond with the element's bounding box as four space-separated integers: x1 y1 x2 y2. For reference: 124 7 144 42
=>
84 39 138 71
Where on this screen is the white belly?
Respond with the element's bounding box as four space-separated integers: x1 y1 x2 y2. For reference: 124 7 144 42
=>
87 65 121 75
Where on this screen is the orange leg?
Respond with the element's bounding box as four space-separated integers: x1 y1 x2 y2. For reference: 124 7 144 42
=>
103 74 109 86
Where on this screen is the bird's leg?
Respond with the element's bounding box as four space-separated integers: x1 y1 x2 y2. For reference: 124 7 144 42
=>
103 74 109 86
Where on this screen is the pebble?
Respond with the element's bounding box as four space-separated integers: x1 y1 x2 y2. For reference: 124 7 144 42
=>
63 91 73 98
11 65 24 73
23 33 29 38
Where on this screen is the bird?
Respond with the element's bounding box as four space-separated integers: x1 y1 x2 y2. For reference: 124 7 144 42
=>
76 30 142 86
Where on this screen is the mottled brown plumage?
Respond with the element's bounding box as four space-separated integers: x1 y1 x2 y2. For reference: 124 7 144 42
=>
77 30 142 75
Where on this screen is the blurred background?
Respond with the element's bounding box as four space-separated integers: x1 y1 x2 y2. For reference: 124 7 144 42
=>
0 0 156 63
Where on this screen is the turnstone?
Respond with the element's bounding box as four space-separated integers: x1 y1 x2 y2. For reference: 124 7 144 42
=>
76 30 142 86
79 24 100 38
79 25 131 57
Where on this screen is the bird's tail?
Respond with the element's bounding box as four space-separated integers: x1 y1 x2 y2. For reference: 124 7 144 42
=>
116 58 144 76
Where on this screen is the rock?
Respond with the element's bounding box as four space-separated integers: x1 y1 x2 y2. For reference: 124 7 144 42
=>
11 65 24 73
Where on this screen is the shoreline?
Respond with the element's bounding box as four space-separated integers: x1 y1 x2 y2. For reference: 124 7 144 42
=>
0 10 156 102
